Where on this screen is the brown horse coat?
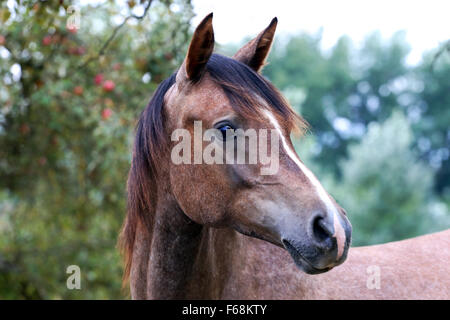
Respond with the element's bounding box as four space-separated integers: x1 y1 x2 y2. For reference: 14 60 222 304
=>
120 13 450 300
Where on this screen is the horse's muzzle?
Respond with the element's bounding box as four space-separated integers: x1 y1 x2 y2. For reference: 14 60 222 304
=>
281 211 352 274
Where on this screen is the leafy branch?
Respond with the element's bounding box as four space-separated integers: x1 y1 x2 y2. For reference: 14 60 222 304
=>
78 0 154 69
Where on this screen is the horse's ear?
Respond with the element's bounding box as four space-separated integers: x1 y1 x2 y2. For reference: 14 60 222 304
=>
233 17 277 73
178 13 214 82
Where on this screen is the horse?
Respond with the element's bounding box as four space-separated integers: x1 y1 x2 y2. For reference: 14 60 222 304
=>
119 13 450 299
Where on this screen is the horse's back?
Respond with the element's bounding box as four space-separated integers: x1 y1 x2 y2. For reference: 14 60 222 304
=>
225 229 450 299
334 229 450 299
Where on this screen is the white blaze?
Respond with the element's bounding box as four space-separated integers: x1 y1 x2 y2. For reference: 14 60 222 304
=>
263 110 346 260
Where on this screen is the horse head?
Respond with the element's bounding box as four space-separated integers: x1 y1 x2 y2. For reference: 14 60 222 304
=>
126 13 352 277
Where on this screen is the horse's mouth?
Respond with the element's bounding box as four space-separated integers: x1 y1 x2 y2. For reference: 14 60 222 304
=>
282 239 332 275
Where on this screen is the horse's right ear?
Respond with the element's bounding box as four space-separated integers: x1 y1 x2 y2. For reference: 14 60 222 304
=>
177 13 214 83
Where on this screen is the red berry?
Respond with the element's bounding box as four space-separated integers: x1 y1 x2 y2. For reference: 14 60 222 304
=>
102 108 113 120
42 36 52 46
76 46 86 56
20 124 30 135
94 74 104 85
164 53 174 61
102 80 115 92
73 86 83 96
67 25 78 34
67 47 77 55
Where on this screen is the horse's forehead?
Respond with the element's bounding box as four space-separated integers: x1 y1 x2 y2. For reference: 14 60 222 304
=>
164 76 282 130
186 80 228 105
166 77 232 118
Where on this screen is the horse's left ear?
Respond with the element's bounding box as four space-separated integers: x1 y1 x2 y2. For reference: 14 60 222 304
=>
178 12 215 83
233 17 277 73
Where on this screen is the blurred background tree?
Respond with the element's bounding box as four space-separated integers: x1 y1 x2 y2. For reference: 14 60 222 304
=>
0 0 194 299
1 0 449 299
326 112 448 245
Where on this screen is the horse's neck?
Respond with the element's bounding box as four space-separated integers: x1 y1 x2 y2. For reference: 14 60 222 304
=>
131 201 312 299
190 228 318 299
130 193 202 299
132 198 262 298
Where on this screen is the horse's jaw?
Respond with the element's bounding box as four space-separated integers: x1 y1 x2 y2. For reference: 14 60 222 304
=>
281 239 334 274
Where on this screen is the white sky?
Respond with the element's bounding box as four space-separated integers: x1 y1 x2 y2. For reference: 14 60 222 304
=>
192 0 450 65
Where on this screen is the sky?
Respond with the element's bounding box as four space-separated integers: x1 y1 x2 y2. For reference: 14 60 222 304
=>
192 0 450 65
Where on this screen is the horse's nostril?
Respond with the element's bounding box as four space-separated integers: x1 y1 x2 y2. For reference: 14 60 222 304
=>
312 217 333 243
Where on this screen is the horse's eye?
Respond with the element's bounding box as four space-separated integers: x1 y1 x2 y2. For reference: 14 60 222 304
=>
218 124 234 140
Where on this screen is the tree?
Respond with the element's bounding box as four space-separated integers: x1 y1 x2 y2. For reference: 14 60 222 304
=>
326 112 450 245
0 0 193 299
412 51 450 194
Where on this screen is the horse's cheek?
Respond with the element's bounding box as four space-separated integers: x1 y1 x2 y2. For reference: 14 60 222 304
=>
169 163 231 226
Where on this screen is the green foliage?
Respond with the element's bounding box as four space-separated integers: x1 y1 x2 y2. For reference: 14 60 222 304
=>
413 52 450 193
0 0 193 299
329 112 450 245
